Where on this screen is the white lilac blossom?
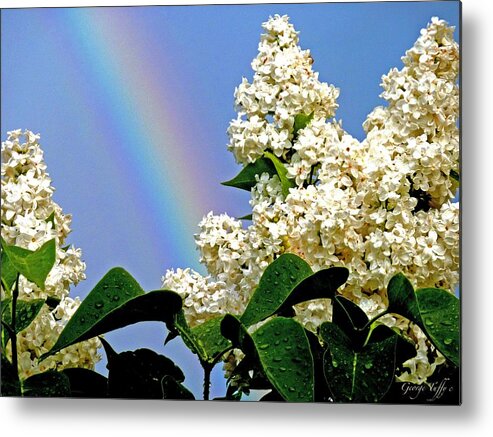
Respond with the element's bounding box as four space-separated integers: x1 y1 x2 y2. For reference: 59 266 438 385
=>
1 129 101 379
162 16 459 385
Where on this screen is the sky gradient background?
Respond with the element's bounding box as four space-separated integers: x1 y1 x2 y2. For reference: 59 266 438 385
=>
1 1 460 399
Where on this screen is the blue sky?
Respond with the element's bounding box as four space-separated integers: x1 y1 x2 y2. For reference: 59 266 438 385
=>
1 1 460 399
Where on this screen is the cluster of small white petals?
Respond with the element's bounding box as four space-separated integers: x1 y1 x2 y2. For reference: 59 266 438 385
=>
163 17 459 385
1 130 101 379
227 14 339 164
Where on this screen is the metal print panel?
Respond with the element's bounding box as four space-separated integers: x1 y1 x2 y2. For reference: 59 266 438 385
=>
0 1 461 404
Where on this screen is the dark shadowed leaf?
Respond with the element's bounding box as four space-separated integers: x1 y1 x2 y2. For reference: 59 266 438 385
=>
22 370 71 397
61 368 108 398
332 295 370 349
106 347 187 399
0 355 21 396
161 375 195 400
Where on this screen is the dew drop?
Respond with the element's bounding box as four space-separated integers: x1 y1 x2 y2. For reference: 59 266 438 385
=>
285 345 292 351
365 362 372 369
273 357 282 363
95 301 104 309
274 340 280 346
112 295 120 302
443 338 453 345
259 344 269 350
292 357 302 364
288 387 296 393
279 367 287 372
332 361 338 368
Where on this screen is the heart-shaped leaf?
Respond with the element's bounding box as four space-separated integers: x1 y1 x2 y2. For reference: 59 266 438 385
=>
221 315 314 401
387 273 460 366
22 370 71 397
321 322 399 402
40 268 182 360
1 238 56 290
241 253 348 327
252 317 314 402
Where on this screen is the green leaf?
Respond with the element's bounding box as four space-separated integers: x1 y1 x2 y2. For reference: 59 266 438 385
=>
40 267 182 360
190 316 232 364
237 214 253 220
1 238 56 290
450 169 460 183
221 153 296 197
221 158 277 191
387 273 460 366
293 112 314 137
0 355 21 396
321 322 399 402
22 370 71 397
241 253 348 327
168 313 231 365
241 254 311 326
45 211 56 227
1 299 45 334
263 151 296 197
61 368 108 398
106 347 187 399
416 288 460 367
1 250 18 293
252 317 314 402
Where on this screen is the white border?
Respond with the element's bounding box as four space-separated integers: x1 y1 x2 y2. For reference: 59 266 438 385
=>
2 1 492 436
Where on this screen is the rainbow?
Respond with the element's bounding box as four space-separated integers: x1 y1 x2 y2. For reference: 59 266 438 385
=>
38 7 220 273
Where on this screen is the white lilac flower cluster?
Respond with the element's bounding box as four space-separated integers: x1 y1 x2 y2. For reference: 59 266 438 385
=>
162 16 459 385
1 129 101 379
227 14 339 165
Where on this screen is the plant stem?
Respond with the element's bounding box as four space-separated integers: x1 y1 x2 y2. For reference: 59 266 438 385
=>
309 166 315 185
203 362 212 401
11 273 20 377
